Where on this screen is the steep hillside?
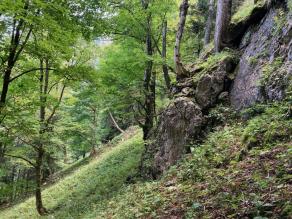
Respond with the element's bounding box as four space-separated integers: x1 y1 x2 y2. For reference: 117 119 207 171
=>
93 102 292 218
0 130 144 219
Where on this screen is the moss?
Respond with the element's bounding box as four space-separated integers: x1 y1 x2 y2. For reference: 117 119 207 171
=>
288 0 292 13
192 49 238 82
231 0 266 24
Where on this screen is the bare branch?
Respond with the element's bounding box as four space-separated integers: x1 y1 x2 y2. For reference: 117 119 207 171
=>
109 112 125 133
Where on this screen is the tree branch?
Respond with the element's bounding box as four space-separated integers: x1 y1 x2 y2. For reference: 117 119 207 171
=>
13 27 32 65
46 85 66 125
9 68 55 82
109 112 125 133
4 153 36 168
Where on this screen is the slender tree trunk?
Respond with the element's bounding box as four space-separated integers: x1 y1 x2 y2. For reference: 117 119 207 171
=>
141 1 155 140
162 21 171 90
150 71 156 123
174 0 189 79
63 145 68 164
10 166 16 202
0 68 12 108
0 142 6 163
214 0 232 53
35 59 48 215
204 0 215 46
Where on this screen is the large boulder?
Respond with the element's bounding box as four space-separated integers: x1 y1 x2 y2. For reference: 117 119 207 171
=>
195 56 236 109
141 97 204 178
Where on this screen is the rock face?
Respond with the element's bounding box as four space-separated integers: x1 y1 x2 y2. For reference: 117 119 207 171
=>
141 97 204 178
230 6 292 110
196 57 236 109
141 56 237 178
154 98 204 173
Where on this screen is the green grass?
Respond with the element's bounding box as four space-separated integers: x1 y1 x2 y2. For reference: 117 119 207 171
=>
90 102 292 218
0 130 144 219
1 103 291 218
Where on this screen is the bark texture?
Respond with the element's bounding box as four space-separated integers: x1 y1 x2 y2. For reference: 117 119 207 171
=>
142 1 156 140
214 0 232 52
162 21 171 89
174 0 189 78
204 0 215 46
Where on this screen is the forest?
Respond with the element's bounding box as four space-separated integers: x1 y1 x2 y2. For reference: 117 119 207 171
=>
0 0 291 218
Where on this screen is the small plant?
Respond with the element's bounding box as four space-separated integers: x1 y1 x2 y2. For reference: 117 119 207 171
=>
242 102 291 148
272 9 286 36
260 57 283 85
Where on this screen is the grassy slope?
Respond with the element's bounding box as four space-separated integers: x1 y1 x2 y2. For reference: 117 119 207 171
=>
92 102 292 219
0 130 144 219
0 105 290 219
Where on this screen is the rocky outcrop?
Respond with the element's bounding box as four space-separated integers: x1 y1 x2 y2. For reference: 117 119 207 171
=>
230 6 292 110
141 55 237 178
141 2 291 178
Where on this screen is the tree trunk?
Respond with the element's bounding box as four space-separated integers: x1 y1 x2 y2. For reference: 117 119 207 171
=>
0 142 6 163
162 21 171 90
0 1 31 111
63 145 68 164
204 0 215 46
35 147 47 215
214 0 232 53
174 0 189 79
142 1 155 140
34 59 49 215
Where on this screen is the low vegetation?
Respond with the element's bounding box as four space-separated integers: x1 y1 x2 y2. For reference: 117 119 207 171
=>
91 102 291 218
0 130 144 219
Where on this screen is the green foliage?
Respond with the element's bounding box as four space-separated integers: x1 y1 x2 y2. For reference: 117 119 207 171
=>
84 102 291 219
288 0 292 13
272 9 287 36
242 102 292 147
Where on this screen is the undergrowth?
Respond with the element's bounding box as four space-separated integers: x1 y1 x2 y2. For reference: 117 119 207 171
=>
92 102 291 219
1 102 291 219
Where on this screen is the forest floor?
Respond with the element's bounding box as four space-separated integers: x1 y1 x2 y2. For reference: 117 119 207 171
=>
0 102 291 219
